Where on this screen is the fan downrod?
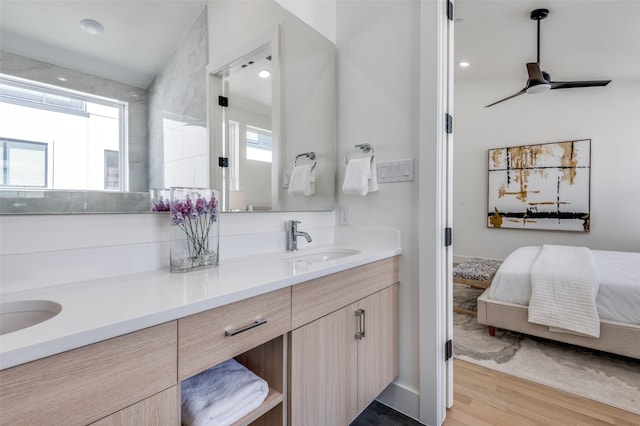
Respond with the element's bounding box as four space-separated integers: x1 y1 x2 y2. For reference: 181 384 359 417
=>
530 8 549 21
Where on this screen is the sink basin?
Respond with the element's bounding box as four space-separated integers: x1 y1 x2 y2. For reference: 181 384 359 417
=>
283 248 361 264
0 300 62 335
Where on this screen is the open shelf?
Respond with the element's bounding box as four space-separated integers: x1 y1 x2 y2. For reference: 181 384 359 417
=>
181 335 287 426
231 387 283 426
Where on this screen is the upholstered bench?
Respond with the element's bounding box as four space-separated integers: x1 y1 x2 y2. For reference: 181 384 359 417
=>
453 257 502 289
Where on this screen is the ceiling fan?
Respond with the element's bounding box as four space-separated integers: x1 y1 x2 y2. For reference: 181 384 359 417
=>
485 8 611 108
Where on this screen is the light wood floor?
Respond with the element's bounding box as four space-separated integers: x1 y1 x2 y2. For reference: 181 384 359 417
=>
444 359 640 426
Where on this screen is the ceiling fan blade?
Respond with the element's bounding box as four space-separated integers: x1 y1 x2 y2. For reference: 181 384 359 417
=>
484 88 526 108
550 80 612 89
526 63 546 83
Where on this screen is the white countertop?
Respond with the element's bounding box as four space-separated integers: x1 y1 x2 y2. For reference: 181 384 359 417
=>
0 240 400 370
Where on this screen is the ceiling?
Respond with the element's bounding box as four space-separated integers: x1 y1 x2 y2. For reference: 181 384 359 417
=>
0 1 208 88
454 1 640 83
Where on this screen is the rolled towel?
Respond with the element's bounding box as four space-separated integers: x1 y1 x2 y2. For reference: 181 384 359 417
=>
342 157 371 196
288 164 315 196
181 358 269 426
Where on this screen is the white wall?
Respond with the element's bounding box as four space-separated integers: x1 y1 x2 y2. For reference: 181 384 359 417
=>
454 79 640 260
336 0 424 420
275 0 336 43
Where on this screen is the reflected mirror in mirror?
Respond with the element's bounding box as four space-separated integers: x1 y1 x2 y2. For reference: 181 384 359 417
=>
0 0 335 214
208 0 336 213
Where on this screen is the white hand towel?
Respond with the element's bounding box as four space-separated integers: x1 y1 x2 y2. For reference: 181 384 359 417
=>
288 164 315 197
368 158 378 192
342 157 371 196
181 358 269 426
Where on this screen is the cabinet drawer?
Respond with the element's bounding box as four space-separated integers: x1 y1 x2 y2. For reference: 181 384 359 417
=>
90 386 179 426
292 256 399 329
178 287 291 380
0 321 177 426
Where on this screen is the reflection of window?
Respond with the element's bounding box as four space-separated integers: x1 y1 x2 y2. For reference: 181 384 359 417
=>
0 76 126 191
1 138 47 187
246 125 272 163
104 150 119 190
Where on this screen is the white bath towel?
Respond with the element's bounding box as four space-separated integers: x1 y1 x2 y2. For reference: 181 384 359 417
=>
181 358 269 426
528 244 601 338
288 164 315 196
342 157 371 196
368 158 378 192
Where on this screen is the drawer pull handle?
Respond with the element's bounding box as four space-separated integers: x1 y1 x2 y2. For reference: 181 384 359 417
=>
355 308 365 340
225 318 267 336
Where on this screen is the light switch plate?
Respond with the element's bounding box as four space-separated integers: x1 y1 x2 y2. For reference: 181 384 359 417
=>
377 159 414 183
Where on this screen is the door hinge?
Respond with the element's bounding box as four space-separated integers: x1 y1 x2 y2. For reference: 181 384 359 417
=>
445 113 453 134
218 157 229 167
446 0 454 21
218 95 229 107
444 227 452 247
445 339 453 361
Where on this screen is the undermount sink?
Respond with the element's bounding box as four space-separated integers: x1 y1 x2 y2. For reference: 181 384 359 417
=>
283 248 361 264
0 300 62 335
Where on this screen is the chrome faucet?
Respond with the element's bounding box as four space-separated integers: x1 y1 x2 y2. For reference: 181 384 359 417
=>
286 220 312 251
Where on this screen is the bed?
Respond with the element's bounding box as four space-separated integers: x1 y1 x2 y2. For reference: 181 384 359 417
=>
476 245 640 359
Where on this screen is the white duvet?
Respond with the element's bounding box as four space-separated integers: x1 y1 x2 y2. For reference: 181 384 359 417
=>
487 246 640 326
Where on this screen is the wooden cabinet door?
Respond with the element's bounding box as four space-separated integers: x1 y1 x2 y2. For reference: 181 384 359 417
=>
289 306 358 426
356 284 399 414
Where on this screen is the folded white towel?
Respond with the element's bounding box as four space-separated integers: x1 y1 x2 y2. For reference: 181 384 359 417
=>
288 164 315 197
342 157 371 196
181 358 269 426
368 158 378 193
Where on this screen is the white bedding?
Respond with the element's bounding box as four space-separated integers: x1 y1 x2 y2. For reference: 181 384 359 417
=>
487 246 640 325
528 245 600 337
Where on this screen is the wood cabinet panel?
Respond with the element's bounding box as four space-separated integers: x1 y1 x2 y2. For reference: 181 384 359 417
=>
289 306 358 426
178 287 291 380
291 256 399 329
356 284 399 413
0 321 177 426
90 386 179 426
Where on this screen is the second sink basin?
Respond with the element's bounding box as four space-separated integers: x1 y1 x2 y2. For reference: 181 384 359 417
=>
0 300 62 335
283 248 361 264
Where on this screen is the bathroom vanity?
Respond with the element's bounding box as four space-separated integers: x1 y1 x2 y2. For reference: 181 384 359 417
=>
0 242 400 425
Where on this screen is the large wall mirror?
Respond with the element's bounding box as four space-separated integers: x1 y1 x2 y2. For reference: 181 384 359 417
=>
0 0 336 214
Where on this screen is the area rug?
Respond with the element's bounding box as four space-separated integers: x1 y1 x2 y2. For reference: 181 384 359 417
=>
453 284 640 415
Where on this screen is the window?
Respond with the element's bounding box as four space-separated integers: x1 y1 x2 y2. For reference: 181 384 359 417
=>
1 138 48 187
0 75 126 191
246 125 272 163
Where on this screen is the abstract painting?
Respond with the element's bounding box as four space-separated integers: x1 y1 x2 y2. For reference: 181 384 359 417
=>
487 139 590 232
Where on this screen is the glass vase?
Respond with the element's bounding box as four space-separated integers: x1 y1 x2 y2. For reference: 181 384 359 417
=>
169 187 219 272
150 188 171 212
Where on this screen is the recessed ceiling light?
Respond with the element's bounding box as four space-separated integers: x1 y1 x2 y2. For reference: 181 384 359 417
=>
80 19 104 35
258 70 271 79
459 61 470 68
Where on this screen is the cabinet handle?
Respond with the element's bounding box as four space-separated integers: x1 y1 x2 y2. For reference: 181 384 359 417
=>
225 318 267 336
355 308 365 340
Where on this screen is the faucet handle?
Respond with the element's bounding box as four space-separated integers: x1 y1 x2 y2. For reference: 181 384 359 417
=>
287 220 301 228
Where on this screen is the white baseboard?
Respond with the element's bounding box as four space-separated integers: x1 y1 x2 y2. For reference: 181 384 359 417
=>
376 381 421 423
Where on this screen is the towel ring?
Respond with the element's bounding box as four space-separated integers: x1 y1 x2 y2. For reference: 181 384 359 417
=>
294 152 317 172
345 143 375 164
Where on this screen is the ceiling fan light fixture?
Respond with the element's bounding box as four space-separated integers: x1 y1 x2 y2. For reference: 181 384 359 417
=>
526 82 551 94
